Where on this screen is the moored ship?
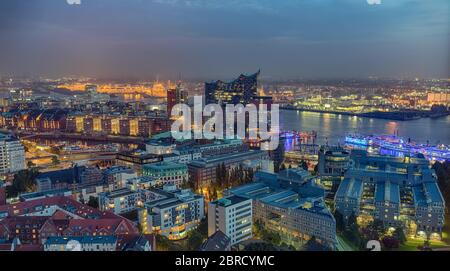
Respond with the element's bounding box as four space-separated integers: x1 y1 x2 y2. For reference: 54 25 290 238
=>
345 134 450 162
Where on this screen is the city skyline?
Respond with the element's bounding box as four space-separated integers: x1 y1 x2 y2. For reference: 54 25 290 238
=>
0 0 449 255
0 0 448 80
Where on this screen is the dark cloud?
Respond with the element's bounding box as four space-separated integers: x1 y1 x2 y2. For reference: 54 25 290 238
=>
0 0 448 79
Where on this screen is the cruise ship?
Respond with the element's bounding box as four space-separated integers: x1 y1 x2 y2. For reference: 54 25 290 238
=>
345 134 450 162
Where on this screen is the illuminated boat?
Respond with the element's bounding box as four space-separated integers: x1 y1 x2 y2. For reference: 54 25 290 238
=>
345 134 450 161
345 135 372 146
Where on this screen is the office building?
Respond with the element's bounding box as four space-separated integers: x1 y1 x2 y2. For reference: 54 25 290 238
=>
334 150 446 239
334 178 364 219
142 162 188 187
205 71 260 105
374 181 401 227
103 166 137 188
167 84 187 117
225 171 337 249
412 182 445 238
208 196 253 246
36 178 52 193
318 147 350 177
116 150 162 176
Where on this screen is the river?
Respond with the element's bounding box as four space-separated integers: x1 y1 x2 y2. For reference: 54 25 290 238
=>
280 110 450 145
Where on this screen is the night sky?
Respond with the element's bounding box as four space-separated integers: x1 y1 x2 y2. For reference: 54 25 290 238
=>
0 0 448 80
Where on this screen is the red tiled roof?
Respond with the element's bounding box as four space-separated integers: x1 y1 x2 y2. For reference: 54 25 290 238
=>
0 243 12 251
51 209 73 220
1 216 138 237
0 216 50 234
0 196 118 219
0 196 139 244
15 244 44 251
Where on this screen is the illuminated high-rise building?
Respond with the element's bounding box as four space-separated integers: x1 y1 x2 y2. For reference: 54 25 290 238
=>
205 70 260 105
167 84 187 117
0 133 25 175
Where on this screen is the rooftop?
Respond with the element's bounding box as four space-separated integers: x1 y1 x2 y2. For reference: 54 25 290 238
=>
200 231 231 251
103 188 137 198
19 188 72 201
143 161 187 171
103 166 134 175
412 181 444 207
188 150 267 167
45 235 117 245
335 178 364 200
226 177 332 218
212 195 250 207
375 181 400 204
0 196 118 220
144 187 203 210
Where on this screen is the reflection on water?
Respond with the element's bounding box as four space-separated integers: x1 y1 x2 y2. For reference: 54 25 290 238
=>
281 110 450 145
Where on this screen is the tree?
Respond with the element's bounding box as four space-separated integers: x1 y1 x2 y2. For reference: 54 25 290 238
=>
244 242 278 251
155 235 184 251
27 160 36 168
344 212 361 246
393 227 406 244
368 219 385 236
432 161 450 212
300 160 308 171
304 236 331 251
244 168 254 184
196 218 208 237
313 164 319 174
274 162 280 173
6 168 39 198
381 236 399 249
155 235 171 251
215 163 229 189
211 187 218 201
253 220 264 239
262 230 281 245
187 230 204 250
360 219 384 244
87 196 99 209
334 210 345 233
78 194 85 204
51 156 60 166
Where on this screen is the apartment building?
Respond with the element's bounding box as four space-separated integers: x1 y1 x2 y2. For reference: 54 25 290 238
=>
138 185 204 240
208 196 253 246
